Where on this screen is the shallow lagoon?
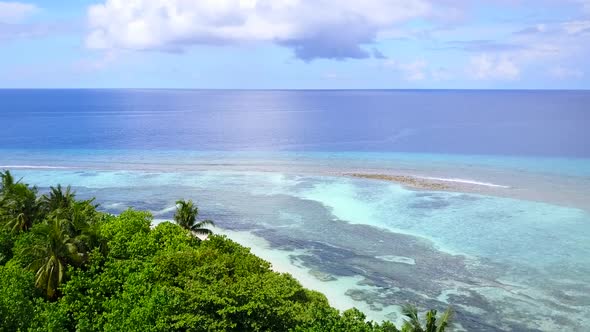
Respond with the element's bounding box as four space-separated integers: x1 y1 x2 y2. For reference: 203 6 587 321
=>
9 165 590 331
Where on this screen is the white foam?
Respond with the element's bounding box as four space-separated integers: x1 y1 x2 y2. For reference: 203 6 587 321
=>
419 176 510 188
375 255 416 265
152 205 178 216
0 165 71 169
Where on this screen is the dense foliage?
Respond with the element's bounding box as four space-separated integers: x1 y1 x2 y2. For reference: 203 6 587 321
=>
0 170 452 331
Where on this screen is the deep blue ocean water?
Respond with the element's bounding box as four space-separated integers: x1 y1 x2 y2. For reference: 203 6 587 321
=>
1 90 590 331
1 89 589 156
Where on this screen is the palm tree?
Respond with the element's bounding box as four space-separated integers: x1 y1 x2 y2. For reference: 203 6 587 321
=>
1 170 42 232
0 182 41 233
174 199 215 236
400 305 452 332
40 184 102 254
66 199 103 256
27 216 83 299
40 184 76 214
0 170 16 194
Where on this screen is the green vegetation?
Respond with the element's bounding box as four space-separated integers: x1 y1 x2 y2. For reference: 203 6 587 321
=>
0 170 452 331
399 305 452 332
174 199 215 236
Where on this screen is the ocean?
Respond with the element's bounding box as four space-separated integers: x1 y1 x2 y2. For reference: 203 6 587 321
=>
1 89 589 155
1 89 589 331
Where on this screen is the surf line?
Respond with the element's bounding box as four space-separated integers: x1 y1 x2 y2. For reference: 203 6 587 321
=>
418 176 510 188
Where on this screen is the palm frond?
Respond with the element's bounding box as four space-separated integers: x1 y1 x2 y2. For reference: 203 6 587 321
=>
402 304 424 332
425 310 437 332
174 199 215 237
191 228 213 236
195 219 215 228
436 308 453 332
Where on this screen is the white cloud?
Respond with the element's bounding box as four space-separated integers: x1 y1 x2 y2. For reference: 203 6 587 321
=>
468 54 520 80
80 0 590 83
321 72 351 81
398 60 428 81
382 59 433 81
0 1 37 23
509 20 590 70
549 66 583 79
573 0 590 13
453 16 590 82
73 51 119 72
431 67 453 81
561 20 590 35
85 0 434 60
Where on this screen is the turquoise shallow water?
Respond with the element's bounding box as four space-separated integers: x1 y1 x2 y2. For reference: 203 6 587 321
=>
3 150 590 331
297 176 590 268
2 149 589 209
3 149 590 176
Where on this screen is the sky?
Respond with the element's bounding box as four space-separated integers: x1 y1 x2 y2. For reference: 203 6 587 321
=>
0 0 589 89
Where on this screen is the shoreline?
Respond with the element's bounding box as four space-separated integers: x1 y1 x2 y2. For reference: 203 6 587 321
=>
152 220 408 325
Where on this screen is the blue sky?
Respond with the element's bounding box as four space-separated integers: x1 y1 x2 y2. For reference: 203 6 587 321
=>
1 0 589 89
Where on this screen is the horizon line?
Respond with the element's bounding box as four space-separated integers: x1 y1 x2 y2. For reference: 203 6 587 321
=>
0 88 589 91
